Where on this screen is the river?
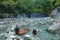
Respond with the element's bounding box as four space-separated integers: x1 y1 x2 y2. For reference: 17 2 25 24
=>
0 17 60 40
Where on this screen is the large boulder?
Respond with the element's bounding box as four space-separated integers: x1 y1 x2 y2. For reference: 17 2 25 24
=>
46 23 60 34
48 23 60 31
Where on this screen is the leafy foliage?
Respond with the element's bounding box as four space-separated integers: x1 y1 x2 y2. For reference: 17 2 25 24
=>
56 0 60 5
0 0 58 17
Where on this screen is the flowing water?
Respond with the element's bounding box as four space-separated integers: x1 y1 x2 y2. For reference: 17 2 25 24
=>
0 17 60 40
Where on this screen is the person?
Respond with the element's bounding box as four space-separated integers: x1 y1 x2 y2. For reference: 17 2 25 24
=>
32 29 37 35
15 26 19 35
24 29 40 40
32 29 40 35
15 26 29 35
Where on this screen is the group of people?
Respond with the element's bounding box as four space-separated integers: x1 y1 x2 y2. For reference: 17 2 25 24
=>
14 26 40 40
14 26 40 35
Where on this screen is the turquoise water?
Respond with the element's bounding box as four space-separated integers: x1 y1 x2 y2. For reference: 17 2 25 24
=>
20 25 60 40
0 18 60 40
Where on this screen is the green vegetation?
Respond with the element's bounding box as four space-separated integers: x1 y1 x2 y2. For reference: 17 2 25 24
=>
0 0 59 18
56 0 60 6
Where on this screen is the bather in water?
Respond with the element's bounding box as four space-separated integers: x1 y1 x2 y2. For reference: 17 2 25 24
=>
24 29 40 40
15 26 29 35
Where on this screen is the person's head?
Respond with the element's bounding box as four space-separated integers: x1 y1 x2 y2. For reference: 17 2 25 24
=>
15 26 18 28
15 26 19 35
32 29 40 35
32 29 37 35
15 26 19 30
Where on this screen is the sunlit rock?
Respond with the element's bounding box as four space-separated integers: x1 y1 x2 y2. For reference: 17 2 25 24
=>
48 23 60 31
46 23 60 34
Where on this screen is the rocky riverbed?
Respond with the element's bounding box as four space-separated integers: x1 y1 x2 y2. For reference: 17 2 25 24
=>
0 17 60 40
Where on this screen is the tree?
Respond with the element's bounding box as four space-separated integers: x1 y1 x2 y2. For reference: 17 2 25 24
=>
0 0 55 18
39 0 54 16
0 0 19 17
55 0 60 6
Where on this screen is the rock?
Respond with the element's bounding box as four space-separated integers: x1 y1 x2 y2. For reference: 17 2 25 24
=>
48 23 60 31
46 23 60 34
